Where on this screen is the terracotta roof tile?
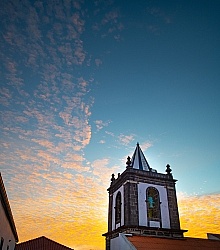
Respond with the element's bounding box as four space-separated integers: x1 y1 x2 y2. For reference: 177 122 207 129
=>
15 236 74 250
127 235 220 250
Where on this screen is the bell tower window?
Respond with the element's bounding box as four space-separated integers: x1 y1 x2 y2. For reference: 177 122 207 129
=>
115 192 122 225
146 187 161 224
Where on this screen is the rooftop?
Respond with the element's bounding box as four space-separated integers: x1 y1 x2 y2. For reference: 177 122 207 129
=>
16 236 74 250
127 235 220 250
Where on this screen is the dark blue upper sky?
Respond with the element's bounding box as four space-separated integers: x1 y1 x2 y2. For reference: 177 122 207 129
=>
88 0 220 193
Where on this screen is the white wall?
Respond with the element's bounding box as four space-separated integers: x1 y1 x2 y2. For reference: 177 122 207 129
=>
110 234 136 250
112 186 124 230
138 182 170 229
0 201 16 250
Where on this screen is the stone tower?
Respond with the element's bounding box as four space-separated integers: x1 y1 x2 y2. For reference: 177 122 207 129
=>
103 143 187 250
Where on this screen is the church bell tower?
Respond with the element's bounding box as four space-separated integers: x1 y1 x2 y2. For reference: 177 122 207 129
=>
103 143 187 250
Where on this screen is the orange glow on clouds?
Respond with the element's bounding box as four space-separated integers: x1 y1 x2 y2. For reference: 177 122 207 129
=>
12 187 108 250
11 182 220 250
8 159 119 250
178 193 220 238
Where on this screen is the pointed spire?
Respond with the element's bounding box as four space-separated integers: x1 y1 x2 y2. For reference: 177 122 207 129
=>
131 143 152 171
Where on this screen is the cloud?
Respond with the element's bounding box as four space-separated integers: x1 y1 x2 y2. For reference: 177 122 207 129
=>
92 158 120 184
147 7 172 24
102 10 119 25
95 58 102 67
73 40 86 65
99 140 106 144
178 192 220 238
8 167 110 250
0 1 125 249
92 4 123 40
118 133 135 146
61 162 90 173
105 131 115 137
141 141 152 151
94 120 111 131
144 7 172 35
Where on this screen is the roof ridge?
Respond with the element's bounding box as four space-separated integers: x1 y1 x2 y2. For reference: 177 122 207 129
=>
16 236 74 250
17 236 46 245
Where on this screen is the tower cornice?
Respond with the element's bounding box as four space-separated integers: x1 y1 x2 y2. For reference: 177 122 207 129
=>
108 168 177 193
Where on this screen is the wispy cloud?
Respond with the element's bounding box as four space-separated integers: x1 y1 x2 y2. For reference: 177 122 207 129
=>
141 141 152 151
0 1 124 249
92 158 120 184
92 4 123 40
178 192 220 238
147 6 172 24
95 58 103 67
94 120 111 131
145 6 172 35
118 133 135 146
9 170 109 250
105 131 115 137
99 140 106 144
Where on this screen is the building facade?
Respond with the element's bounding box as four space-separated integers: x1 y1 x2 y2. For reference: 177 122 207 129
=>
0 173 18 250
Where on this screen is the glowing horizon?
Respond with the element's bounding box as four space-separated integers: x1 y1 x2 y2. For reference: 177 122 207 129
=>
8 184 220 250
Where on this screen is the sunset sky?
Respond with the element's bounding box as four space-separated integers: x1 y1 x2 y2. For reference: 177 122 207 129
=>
0 0 220 249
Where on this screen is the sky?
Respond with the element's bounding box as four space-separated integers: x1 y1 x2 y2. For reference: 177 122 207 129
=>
0 0 220 249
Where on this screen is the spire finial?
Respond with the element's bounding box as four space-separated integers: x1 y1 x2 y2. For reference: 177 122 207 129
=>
110 173 115 184
126 156 132 168
166 164 172 176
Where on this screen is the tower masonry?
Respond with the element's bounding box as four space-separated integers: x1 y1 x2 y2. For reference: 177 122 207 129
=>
103 143 187 250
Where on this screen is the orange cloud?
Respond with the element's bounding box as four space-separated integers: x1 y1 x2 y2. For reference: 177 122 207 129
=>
7 164 220 250
10 170 109 250
178 193 220 238
94 120 111 131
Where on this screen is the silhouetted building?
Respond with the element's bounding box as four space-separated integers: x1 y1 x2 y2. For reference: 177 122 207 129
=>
0 173 19 250
103 143 220 250
15 236 74 250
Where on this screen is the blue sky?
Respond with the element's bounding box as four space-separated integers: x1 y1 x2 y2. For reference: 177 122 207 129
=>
0 0 220 249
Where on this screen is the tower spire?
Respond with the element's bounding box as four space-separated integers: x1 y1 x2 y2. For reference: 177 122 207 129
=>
131 143 152 171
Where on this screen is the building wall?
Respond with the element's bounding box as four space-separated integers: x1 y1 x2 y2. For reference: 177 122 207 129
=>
0 201 16 250
138 182 170 229
110 234 135 250
108 192 113 232
124 181 139 226
111 186 124 230
166 185 181 230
